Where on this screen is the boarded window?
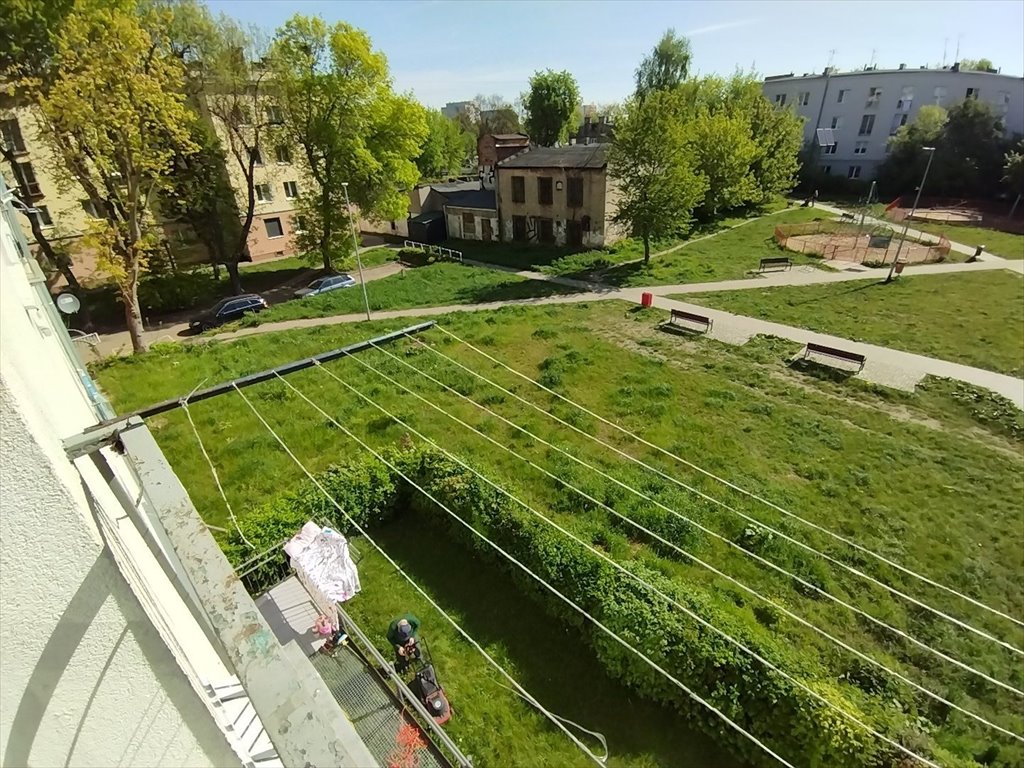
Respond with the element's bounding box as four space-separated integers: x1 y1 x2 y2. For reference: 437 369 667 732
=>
265 217 284 238
537 217 554 243
511 176 525 203
512 215 527 241
462 212 476 237
537 177 553 205
567 177 583 207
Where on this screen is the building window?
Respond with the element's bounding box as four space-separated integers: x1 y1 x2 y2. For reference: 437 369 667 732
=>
567 177 583 207
462 212 476 237
829 116 842 130
15 162 41 197
511 175 525 203
266 105 284 124
837 89 850 104
854 141 869 155
866 87 882 107
858 114 875 136
537 177 553 205
537 217 554 243
512 214 527 241
294 215 307 233
250 147 263 166
966 87 979 100
283 181 298 199
847 165 861 180
797 91 811 106
897 86 914 111
821 165 832 175
32 205 53 227
934 86 947 105
774 93 787 107
255 183 272 202
824 143 837 155
81 199 103 218
275 145 292 164
264 217 284 238
890 113 909 135
1 118 26 153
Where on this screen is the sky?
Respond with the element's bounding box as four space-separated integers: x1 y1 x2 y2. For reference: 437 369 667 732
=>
206 0 1024 108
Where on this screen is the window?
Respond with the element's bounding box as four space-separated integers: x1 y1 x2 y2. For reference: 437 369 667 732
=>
965 87 979 100
847 165 861 179
537 177 553 205
1 118 26 153
897 86 914 111
32 205 53 227
824 143 837 155
890 113 909 135
294 215 307 233
266 105 284 124
774 93 787 107
854 141 869 155
16 162 41 196
934 86 947 105
837 89 850 104
275 145 292 164
567 176 584 207
81 199 103 218
462 212 476 237
829 116 842 130
821 165 832 175
283 180 298 199
537 217 554 243
511 175 525 203
858 114 875 135
866 87 882 107
264 217 284 238
512 214 527 241
250 147 263 166
255 183 272 202
797 91 810 106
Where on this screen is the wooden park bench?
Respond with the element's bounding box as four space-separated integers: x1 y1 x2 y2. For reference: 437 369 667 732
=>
758 256 793 273
802 342 866 372
840 212 856 221
666 308 713 334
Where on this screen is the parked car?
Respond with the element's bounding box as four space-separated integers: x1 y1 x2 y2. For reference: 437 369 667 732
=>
293 273 356 299
189 294 267 332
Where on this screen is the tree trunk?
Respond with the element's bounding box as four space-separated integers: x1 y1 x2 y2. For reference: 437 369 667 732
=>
225 259 242 295
643 234 651 265
321 188 333 272
123 278 147 354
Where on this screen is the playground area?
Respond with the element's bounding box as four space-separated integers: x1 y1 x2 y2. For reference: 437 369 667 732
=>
884 196 1024 234
775 219 951 265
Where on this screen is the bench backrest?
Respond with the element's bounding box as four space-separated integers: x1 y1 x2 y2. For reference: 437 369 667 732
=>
671 309 711 325
760 257 791 265
806 342 865 363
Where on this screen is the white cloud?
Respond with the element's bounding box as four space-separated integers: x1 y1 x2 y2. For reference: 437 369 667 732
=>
684 18 758 37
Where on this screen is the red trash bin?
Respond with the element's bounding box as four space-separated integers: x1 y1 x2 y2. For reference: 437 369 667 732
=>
641 291 653 308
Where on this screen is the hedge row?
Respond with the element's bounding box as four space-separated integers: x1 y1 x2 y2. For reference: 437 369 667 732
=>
222 446 972 768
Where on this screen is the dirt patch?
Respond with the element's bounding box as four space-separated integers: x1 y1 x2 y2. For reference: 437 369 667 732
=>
786 232 944 265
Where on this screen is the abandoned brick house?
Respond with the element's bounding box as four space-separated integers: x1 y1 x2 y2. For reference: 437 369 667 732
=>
495 144 621 248
477 133 530 190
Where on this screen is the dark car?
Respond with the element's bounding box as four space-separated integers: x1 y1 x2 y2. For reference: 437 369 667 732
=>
189 293 267 331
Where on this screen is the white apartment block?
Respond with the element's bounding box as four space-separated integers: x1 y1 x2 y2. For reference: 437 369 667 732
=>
762 64 1024 181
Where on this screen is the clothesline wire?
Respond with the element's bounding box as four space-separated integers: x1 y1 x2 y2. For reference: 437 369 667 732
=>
328 350 1021 741
230 383 608 767
260 373 799 768
424 328 1024 646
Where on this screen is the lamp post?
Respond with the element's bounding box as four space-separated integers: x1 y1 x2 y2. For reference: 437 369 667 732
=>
342 182 371 321
886 146 936 283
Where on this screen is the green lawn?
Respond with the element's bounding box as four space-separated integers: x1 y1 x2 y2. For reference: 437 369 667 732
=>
358 246 397 268
93 302 1023 767
862 203 1024 260
681 270 1024 376
226 262 582 328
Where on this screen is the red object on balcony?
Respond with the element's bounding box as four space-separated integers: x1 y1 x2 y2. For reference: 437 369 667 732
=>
641 292 653 308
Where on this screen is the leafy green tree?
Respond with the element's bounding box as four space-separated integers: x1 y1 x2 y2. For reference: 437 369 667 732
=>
38 2 195 352
609 91 708 264
479 107 522 137
959 58 995 71
634 28 692 102
272 15 427 272
416 110 471 180
1004 141 1024 217
523 70 580 146
689 110 758 218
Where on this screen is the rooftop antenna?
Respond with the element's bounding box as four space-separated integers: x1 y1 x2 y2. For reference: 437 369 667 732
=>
870 48 877 68
942 38 948 67
827 48 836 71
955 35 961 62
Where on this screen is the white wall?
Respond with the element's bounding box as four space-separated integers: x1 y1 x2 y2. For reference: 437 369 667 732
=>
0 199 239 768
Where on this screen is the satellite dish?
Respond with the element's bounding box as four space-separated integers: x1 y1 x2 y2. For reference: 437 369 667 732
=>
56 292 81 315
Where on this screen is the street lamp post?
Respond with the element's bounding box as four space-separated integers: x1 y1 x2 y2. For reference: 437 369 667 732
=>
886 147 936 283
342 182 371 321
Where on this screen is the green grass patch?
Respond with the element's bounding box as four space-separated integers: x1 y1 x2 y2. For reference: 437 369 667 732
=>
903 221 1023 260
682 270 1024 376
358 247 397 268
93 302 1023 767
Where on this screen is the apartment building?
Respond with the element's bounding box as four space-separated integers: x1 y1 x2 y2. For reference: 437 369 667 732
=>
762 64 1024 180
495 144 622 248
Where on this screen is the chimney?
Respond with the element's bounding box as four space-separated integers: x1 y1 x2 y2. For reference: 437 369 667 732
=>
898 63 906 70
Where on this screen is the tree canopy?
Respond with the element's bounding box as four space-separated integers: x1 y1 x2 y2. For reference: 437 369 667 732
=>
523 70 580 146
416 110 472 180
958 58 995 72
634 28 692 101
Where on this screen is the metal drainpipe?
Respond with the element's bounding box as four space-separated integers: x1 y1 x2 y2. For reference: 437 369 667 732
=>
807 69 833 181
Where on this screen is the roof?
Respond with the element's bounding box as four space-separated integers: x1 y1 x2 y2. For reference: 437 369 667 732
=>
428 180 480 195
440 188 496 210
497 144 608 170
491 133 529 141
764 66 1023 83
409 210 445 224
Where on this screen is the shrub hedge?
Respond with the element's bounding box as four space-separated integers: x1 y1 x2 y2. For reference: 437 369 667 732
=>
222 445 974 768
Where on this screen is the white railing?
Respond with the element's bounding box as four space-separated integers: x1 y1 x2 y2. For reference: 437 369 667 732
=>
403 240 463 263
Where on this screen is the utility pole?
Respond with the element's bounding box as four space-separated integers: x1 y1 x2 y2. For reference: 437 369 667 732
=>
342 182 371 321
886 148 936 283
858 180 876 235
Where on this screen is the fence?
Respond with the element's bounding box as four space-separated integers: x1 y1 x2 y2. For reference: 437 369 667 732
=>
402 240 463 263
774 220 951 265
884 196 1024 233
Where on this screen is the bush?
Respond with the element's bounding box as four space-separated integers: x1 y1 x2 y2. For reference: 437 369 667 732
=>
138 270 220 314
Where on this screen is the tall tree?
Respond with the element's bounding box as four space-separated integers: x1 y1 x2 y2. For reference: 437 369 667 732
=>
523 70 580 146
416 110 471 180
634 29 692 102
1004 141 1024 217
272 15 427 271
609 91 708 264
38 3 195 353
959 58 995 71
